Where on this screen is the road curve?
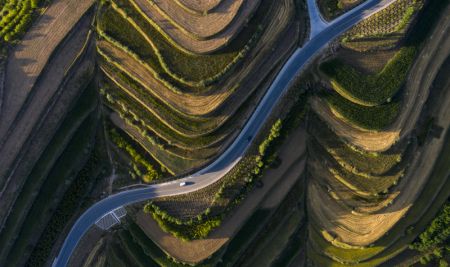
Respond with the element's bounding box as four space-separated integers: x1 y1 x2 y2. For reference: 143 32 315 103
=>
54 1 397 266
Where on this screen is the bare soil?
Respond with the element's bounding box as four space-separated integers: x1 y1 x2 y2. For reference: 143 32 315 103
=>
130 0 261 53
0 0 95 138
139 0 245 38
0 13 94 191
336 47 398 74
175 0 223 13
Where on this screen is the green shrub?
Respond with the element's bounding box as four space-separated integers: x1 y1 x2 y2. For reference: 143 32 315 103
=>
0 0 44 43
109 128 162 182
321 47 416 106
325 92 400 130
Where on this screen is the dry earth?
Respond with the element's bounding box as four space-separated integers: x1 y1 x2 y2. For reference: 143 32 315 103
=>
0 12 94 190
140 0 245 38
129 0 261 53
0 0 95 139
175 0 223 13
0 25 95 232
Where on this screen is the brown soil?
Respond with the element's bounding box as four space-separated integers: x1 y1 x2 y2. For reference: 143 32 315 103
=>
139 0 245 38
136 126 307 264
0 13 94 191
0 0 95 138
129 0 261 53
0 19 95 230
336 47 398 74
175 0 223 13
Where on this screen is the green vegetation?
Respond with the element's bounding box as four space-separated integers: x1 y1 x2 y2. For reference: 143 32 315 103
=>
325 91 400 130
318 0 360 20
101 82 223 149
310 118 403 175
143 90 307 240
0 0 45 43
109 128 162 182
101 63 215 135
410 202 450 265
321 47 416 106
143 119 286 240
329 165 403 196
308 123 450 266
98 0 266 88
126 220 185 267
343 0 424 41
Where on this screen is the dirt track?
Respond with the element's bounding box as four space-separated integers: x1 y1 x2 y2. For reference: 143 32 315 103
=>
0 0 95 139
129 0 261 53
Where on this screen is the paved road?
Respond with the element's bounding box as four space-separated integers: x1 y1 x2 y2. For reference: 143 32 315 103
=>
54 0 398 266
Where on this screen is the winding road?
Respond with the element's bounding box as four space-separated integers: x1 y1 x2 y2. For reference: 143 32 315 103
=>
54 0 398 266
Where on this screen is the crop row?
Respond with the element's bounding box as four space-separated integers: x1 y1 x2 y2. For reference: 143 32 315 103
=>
324 91 400 130
100 62 222 137
100 0 263 89
0 0 43 42
320 47 416 106
100 81 224 150
309 115 403 176
343 0 423 41
109 127 163 183
26 133 104 267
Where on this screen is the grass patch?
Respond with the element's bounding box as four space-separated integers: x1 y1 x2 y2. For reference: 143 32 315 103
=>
101 62 218 135
324 91 400 130
329 165 403 196
343 0 423 41
320 47 416 106
101 81 224 149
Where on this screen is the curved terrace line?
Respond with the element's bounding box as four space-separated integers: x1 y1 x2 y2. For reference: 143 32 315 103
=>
53 1 398 266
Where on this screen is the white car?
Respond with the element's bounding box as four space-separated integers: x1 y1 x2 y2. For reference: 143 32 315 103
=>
179 181 187 187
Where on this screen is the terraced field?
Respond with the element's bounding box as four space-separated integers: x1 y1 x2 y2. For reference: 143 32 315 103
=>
97 0 301 178
307 0 450 265
0 0 449 266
